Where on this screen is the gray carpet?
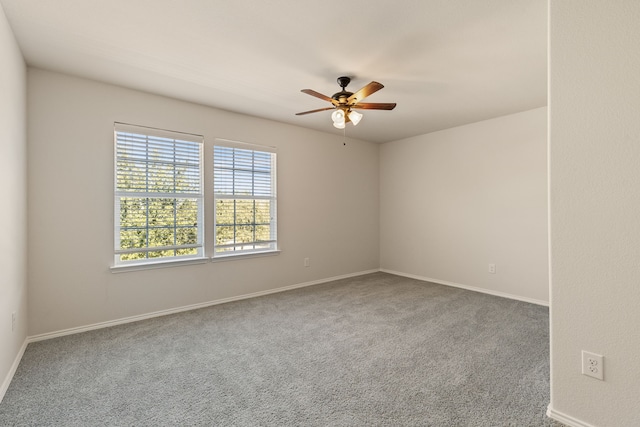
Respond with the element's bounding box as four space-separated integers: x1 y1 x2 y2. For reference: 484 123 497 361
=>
0 272 558 426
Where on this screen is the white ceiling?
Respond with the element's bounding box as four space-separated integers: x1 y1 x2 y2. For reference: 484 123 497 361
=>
0 0 547 143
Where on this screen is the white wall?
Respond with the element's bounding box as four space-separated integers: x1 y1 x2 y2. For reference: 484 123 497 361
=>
27 69 379 336
548 1 640 426
380 108 548 304
0 3 27 399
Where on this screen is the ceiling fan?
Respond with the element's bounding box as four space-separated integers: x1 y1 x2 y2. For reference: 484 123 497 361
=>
296 76 396 129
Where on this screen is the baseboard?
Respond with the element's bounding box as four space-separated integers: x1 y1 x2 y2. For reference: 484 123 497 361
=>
0 338 28 404
547 404 596 427
28 269 380 343
380 268 549 307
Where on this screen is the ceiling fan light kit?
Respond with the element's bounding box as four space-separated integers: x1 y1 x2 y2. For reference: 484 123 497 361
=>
296 76 396 129
331 108 362 128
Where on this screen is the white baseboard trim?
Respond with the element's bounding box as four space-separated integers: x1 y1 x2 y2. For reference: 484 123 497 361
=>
547 404 596 427
0 338 28 404
28 269 380 343
380 268 549 307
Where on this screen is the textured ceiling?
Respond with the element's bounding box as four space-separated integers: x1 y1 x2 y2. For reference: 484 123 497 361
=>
0 0 547 143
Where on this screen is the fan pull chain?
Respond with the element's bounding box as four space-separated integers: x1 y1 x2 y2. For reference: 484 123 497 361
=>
343 127 346 146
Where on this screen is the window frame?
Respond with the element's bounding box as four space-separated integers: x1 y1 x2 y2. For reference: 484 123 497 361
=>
212 138 278 258
112 123 205 268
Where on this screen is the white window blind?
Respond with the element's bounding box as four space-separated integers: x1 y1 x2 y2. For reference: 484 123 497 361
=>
114 123 204 265
213 139 277 256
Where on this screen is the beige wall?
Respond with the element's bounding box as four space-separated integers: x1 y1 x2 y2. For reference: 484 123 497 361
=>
27 69 379 336
0 3 27 400
380 108 549 304
548 1 640 426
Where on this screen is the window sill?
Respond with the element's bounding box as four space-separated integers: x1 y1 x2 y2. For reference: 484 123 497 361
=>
110 257 209 273
210 250 281 262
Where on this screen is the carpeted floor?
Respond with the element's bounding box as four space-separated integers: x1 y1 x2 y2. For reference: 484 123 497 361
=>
0 272 559 426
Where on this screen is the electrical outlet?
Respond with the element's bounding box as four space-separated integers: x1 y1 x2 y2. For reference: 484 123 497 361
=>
304 257 310 267
582 351 604 380
12 312 16 332
488 263 496 274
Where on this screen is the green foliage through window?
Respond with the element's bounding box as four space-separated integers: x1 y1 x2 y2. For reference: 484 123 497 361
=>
213 144 277 255
115 124 203 264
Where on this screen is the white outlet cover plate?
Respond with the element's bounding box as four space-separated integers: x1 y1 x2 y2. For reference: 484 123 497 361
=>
582 350 604 380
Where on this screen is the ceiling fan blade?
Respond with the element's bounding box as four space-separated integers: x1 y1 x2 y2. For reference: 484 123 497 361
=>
351 102 397 110
301 89 339 105
295 107 335 116
347 81 384 104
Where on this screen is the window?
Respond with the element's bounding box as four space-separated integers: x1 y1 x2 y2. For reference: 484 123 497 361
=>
114 123 204 266
213 139 277 256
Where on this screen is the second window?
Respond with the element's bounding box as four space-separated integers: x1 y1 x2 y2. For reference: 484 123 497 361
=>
213 140 277 256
